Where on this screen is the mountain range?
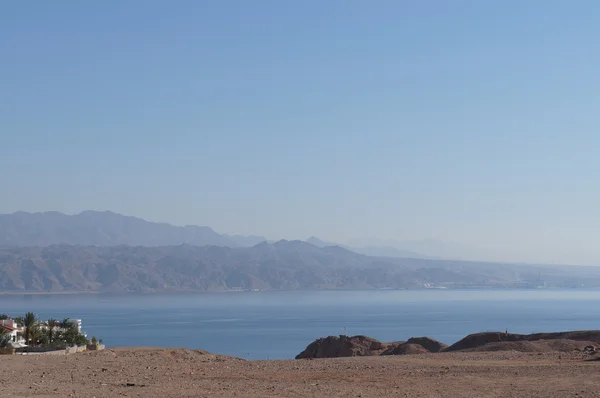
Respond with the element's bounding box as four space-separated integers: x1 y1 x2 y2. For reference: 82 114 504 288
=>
0 211 430 258
3 241 600 293
306 237 430 259
2 211 600 293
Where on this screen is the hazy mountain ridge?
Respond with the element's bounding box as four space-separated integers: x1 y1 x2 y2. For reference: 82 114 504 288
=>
223 234 268 247
2 242 600 293
0 211 438 259
0 210 596 270
306 236 432 259
0 211 250 248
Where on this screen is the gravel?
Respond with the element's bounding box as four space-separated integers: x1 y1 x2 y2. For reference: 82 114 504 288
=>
1 348 599 397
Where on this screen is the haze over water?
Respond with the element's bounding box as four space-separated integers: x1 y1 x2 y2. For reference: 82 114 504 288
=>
4 290 600 360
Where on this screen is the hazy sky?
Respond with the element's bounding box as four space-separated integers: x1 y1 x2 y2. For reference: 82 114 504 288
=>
2 1 600 264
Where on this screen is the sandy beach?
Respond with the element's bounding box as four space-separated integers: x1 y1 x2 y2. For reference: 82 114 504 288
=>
1 348 599 397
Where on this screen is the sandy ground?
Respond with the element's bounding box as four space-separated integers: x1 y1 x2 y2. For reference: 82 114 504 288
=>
1 348 599 397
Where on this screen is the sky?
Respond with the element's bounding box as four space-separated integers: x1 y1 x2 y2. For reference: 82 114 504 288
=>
2 1 600 265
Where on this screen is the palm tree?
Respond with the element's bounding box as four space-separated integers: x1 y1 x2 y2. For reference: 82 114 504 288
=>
0 327 10 348
0 314 9 320
61 318 72 329
46 319 59 344
23 312 38 346
29 327 40 347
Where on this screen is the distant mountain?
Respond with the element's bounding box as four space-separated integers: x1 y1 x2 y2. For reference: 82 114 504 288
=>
223 234 268 247
0 211 261 248
0 211 453 261
306 236 337 248
305 236 429 259
346 238 472 260
3 241 600 293
348 246 430 259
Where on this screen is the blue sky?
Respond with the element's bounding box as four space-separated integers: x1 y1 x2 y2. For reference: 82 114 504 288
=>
2 1 600 264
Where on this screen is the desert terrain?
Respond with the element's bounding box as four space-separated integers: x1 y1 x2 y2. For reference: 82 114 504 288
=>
1 348 599 398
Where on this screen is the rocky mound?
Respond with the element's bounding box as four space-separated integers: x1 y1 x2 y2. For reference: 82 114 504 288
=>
380 337 447 356
296 330 600 359
406 337 448 353
445 332 520 352
446 330 600 352
296 335 448 358
295 335 396 359
381 343 430 355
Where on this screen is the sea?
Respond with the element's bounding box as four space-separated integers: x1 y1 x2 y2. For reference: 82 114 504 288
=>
3 289 600 360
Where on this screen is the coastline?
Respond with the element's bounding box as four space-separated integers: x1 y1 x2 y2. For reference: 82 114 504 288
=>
0 286 591 295
0 291 102 296
0 289 259 296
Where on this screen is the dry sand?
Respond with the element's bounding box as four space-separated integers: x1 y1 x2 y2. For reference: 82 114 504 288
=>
1 348 599 397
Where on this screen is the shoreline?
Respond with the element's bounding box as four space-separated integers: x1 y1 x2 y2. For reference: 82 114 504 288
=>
1 286 594 296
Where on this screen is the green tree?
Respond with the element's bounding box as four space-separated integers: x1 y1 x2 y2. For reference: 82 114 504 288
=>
37 331 49 346
75 333 87 346
30 327 41 347
54 320 86 347
22 312 38 346
46 319 59 344
0 314 9 320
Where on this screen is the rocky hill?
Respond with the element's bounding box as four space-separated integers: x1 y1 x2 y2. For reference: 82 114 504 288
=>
295 331 600 359
446 330 600 352
0 241 445 292
296 335 448 358
295 335 394 359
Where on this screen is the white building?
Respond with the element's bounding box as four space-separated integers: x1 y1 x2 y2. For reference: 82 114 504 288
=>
73 319 83 333
0 319 26 347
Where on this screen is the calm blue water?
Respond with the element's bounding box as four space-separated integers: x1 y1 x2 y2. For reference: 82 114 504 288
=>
3 290 600 359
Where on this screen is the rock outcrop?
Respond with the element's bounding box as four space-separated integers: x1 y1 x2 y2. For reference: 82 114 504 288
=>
295 335 397 359
296 331 600 359
445 331 600 352
462 339 599 353
380 337 448 356
296 335 448 359
381 343 430 355
406 337 448 353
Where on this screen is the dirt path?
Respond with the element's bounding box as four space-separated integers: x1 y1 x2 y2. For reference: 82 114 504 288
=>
1 348 599 397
